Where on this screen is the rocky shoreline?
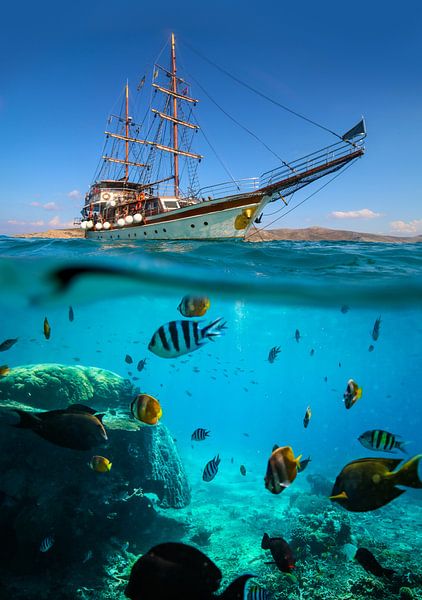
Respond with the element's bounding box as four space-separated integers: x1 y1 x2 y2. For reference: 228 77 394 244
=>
12 226 421 242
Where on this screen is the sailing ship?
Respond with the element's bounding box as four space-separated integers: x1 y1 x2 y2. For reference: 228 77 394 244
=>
79 33 366 241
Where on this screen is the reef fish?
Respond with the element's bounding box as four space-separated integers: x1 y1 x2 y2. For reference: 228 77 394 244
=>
191 428 210 441
124 542 253 600
130 394 162 425
355 547 395 578
125 354 133 364
148 318 226 359
267 346 281 363
240 465 246 476
368 344 374 352
178 295 211 318
294 329 300 343
43 317 51 340
137 358 147 372
0 365 10 377
40 535 55 553
340 305 350 314
13 404 108 451
303 406 311 428
68 305 74 322
261 533 295 574
89 455 112 473
330 455 422 512
358 430 408 454
343 379 362 409
372 316 381 341
0 338 18 352
247 585 270 600
264 446 302 494
203 455 221 482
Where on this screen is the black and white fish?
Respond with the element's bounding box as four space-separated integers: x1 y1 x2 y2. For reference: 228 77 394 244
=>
202 455 221 482
148 318 226 359
40 535 55 553
247 584 271 600
267 346 281 363
358 430 408 453
191 428 210 442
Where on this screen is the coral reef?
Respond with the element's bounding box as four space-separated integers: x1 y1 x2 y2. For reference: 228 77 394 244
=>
0 363 138 410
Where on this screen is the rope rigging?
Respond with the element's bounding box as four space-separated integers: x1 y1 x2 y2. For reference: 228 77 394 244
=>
182 40 344 141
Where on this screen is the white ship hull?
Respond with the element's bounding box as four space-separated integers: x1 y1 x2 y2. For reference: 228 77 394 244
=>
86 194 266 241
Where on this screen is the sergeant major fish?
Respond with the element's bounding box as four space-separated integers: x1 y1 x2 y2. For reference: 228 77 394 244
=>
148 318 226 359
191 428 210 441
358 430 408 453
203 455 221 482
247 584 270 600
40 535 55 553
267 346 281 363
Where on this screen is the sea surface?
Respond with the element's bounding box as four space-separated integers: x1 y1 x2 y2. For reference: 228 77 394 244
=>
0 236 421 600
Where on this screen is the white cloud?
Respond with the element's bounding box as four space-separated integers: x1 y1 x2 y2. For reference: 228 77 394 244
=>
330 208 381 219
7 219 26 226
30 201 41 207
390 219 422 234
48 216 61 227
68 189 82 199
30 220 45 226
43 202 59 211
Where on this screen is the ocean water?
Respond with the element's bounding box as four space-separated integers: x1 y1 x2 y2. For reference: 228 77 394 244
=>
0 237 421 600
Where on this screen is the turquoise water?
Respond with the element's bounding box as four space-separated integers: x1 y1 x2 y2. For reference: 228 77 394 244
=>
0 237 421 599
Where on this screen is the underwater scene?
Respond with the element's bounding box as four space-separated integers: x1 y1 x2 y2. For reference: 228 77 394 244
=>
0 237 421 600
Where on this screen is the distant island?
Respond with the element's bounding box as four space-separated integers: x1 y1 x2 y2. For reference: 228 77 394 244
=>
13 226 422 242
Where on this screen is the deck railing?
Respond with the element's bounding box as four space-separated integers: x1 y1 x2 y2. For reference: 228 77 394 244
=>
195 178 260 201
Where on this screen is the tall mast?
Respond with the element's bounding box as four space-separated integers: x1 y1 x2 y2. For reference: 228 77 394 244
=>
125 81 129 181
171 33 179 197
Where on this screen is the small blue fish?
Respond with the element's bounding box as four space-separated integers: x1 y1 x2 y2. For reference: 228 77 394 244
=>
202 455 221 482
149 318 226 359
40 535 55 553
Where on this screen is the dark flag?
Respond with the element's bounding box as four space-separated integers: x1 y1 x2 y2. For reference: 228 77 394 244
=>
342 118 366 141
137 75 146 91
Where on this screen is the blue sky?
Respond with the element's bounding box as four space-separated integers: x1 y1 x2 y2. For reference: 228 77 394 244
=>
1 0 421 235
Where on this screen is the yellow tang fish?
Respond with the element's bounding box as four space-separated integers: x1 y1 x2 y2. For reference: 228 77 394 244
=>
43 317 51 340
89 455 112 473
0 365 11 377
130 393 163 425
177 295 210 318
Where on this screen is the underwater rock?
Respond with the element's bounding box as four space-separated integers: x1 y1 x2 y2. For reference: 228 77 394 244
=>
290 508 352 558
0 363 138 410
0 404 190 591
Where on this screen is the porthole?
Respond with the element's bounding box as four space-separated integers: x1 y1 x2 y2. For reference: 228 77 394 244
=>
154 230 158 234
128 234 130 238
110 235 113 239
117 235 120 239
204 221 209 226
134 233 137 237
163 228 167 233
144 232 147 236
190 224 195 228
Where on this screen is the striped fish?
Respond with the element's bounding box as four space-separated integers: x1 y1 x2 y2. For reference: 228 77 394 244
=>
358 430 408 453
191 428 210 441
247 584 271 600
267 346 281 363
202 454 221 482
40 535 55 553
148 318 226 359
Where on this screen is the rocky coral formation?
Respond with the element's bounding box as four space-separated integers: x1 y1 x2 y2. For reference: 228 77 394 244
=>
0 405 190 598
0 363 138 410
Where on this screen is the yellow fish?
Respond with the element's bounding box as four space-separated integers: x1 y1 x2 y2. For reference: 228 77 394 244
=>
89 455 112 473
343 379 362 409
130 394 163 425
177 295 210 318
0 365 10 377
265 446 302 494
43 317 51 340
